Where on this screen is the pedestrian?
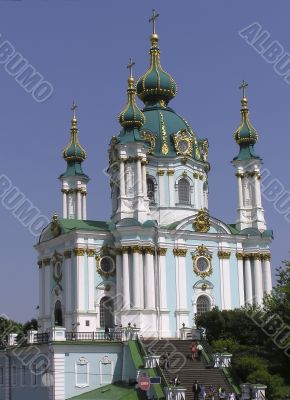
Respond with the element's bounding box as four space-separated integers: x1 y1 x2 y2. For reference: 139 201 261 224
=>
192 380 200 400
163 352 170 370
208 384 215 400
196 342 203 361
219 388 226 399
104 325 110 340
228 392 235 400
173 375 181 386
191 342 197 361
200 384 206 400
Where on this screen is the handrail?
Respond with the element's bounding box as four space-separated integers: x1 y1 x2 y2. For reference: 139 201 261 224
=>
201 340 241 395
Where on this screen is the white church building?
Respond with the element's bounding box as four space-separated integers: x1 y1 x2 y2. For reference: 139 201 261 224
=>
0 11 273 400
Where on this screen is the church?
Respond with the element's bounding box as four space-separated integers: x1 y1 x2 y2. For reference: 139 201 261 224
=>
37 11 273 339
0 10 273 400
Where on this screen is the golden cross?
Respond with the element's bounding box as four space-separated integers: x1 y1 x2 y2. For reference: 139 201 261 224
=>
127 57 135 79
149 9 159 34
71 101 77 119
239 80 248 98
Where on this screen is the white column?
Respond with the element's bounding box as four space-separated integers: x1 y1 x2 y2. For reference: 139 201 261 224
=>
142 162 147 196
74 248 85 312
62 190 68 218
144 248 155 309
38 262 44 320
167 171 175 207
53 353 65 400
174 249 189 333
244 255 253 305
87 250 95 311
76 189 82 219
219 253 232 310
254 174 262 208
132 247 142 308
122 248 130 309
236 253 245 307
253 254 263 305
119 160 125 197
116 252 123 310
136 158 142 196
263 254 272 294
44 259 51 317
193 174 199 208
82 191 87 219
157 171 165 206
64 252 72 312
237 174 244 209
158 248 168 310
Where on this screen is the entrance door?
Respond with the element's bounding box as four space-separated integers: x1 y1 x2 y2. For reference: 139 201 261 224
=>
100 297 114 328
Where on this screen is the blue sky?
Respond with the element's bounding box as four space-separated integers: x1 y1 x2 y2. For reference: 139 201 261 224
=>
1 0 290 322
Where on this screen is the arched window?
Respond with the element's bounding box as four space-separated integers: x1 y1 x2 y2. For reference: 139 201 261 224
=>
178 178 190 204
147 178 155 205
100 297 114 328
54 300 63 326
196 295 211 316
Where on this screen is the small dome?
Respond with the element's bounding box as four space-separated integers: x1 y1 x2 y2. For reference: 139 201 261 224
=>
234 98 258 145
118 76 145 130
137 34 177 106
63 116 86 162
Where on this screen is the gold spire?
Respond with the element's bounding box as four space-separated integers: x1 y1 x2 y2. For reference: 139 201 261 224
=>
127 57 135 89
63 101 86 162
239 80 248 110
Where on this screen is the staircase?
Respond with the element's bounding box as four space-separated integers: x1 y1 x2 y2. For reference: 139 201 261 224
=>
142 339 234 400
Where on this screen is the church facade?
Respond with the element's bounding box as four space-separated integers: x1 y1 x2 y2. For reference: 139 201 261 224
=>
36 18 273 340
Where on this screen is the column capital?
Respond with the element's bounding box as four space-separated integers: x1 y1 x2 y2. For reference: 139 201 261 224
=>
252 253 262 260
218 251 231 259
244 253 251 260
86 248 96 257
193 172 199 179
121 246 130 254
61 189 69 194
37 260 43 268
235 172 245 178
173 248 187 257
261 253 271 261
157 170 165 176
236 252 244 260
198 174 204 180
157 247 167 256
43 258 51 266
131 245 143 254
167 170 174 176
143 246 155 255
63 250 72 259
73 248 86 256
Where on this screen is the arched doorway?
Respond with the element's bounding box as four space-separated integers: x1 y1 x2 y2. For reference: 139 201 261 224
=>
100 297 114 328
196 295 211 316
54 300 63 326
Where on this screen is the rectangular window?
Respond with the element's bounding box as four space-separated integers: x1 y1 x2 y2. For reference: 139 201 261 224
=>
85 320 90 327
0 367 4 385
12 366 17 386
32 364 37 386
22 366 26 386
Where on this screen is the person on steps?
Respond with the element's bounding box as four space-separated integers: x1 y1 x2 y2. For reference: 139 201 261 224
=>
191 342 197 361
208 384 215 400
196 342 203 361
192 380 200 400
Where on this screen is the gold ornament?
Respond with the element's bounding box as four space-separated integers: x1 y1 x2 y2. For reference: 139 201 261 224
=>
173 129 193 156
193 209 210 233
218 251 231 259
141 131 156 154
173 248 187 257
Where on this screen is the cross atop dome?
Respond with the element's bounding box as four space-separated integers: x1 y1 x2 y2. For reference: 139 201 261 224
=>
149 9 159 34
239 80 248 99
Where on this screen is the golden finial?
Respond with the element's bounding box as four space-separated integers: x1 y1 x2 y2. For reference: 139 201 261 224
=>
239 80 248 109
149 9 159 46
71 101 77 124
127 57 135 88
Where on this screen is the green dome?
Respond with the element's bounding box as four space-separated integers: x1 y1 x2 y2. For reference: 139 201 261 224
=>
136 34 177 106
233 96 260 161
119 76 145 129
234 98 258 145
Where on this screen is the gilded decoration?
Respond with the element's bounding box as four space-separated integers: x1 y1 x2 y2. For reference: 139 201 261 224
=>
51 250 63 291
160 112 169 155
262 253 271 261
201 139 208 162
236 252 244 260
37 260 42 268
96 255 116 278
201 283 207 291
193 172 199 179
167 170 174 176
173 129 193 156
157 170 165 176
73 248 86 256
193 209 210 233
87 249 96 257
192 244 213 279
173 248 187 257
218 251 231 259
51 212 61 237
143 246 155 255
198 174 204 180
63 250 72 259
131 245 143 254
157 247 167 256
43 258 51 266
141 131 156 154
